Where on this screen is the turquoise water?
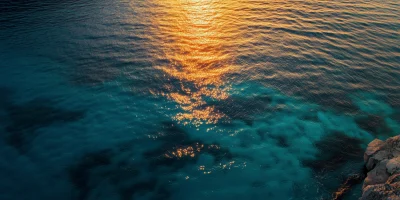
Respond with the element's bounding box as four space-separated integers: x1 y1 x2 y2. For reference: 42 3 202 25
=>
0 0 399 199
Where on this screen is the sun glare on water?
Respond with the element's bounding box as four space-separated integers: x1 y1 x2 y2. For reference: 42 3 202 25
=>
148 0 240 126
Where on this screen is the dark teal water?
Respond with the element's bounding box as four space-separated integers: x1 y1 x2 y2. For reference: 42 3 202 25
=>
0 1 399 199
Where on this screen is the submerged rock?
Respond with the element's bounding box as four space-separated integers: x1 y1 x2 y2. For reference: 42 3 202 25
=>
3 99 85 153
303 132 364 173
361 135 400 200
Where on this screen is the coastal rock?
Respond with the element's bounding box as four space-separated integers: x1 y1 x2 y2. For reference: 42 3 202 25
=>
363 159 390 187
361 174 400 200
364 139 385 160
387 157 400 174
361 135 400 200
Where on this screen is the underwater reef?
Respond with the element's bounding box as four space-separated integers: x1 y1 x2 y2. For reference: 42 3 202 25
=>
361 135 400 200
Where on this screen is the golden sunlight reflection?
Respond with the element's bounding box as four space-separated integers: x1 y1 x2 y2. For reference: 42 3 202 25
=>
158 142 244 176
164 143 204 159
148 0 239 126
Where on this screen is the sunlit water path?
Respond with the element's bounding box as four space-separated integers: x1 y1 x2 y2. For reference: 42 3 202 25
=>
0 0 399 199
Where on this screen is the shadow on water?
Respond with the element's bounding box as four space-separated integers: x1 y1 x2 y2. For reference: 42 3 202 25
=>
355 114 393 137
302 132 365 199
1 97 85 153
303 132 364 173
68 148 165 200
0 0 79 13
64 55 124 86
69 149 115 200
312 93 361 115
0 0 93 30
210 95 272 126
67 121 234 200
144 122 233 171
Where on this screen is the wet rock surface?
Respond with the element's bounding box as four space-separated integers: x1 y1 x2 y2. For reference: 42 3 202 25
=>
361 135 400 200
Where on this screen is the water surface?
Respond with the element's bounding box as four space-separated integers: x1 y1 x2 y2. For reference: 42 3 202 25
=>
0 0 399 199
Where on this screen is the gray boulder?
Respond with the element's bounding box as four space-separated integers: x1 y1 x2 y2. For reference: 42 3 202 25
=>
361 135 400 200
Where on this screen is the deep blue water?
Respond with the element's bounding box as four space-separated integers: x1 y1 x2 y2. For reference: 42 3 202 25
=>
0 0 399 199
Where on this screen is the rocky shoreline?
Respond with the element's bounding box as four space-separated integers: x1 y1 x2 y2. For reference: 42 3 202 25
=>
361 135 400 200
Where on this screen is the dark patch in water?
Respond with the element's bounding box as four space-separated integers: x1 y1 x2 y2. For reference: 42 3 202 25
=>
300 133 366 200
0 87 12 108
68 148 149 200
206 143 233 162
355 115 392 136
119 179 157 200
256 130 266 141
251 180 265 188
272 135 289 147
300 112 320 122
144 141 233 171
71 62 120 85
144 121 233 171
0 1 72 14
119 179 171 200
156 121 190 144
69 149 114 200
109 164 141 185
313 94 360 114
212 95 271 125
303 132 364 173
144 141 202 171
67 123 199 200
144 142 232 170
391 112 400 124
3 99 85 152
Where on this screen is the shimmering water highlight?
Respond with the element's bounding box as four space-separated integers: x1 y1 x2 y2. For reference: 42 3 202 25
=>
0 0 399 200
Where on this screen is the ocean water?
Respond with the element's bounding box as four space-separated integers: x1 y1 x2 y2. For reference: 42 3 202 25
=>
0 0 399 199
